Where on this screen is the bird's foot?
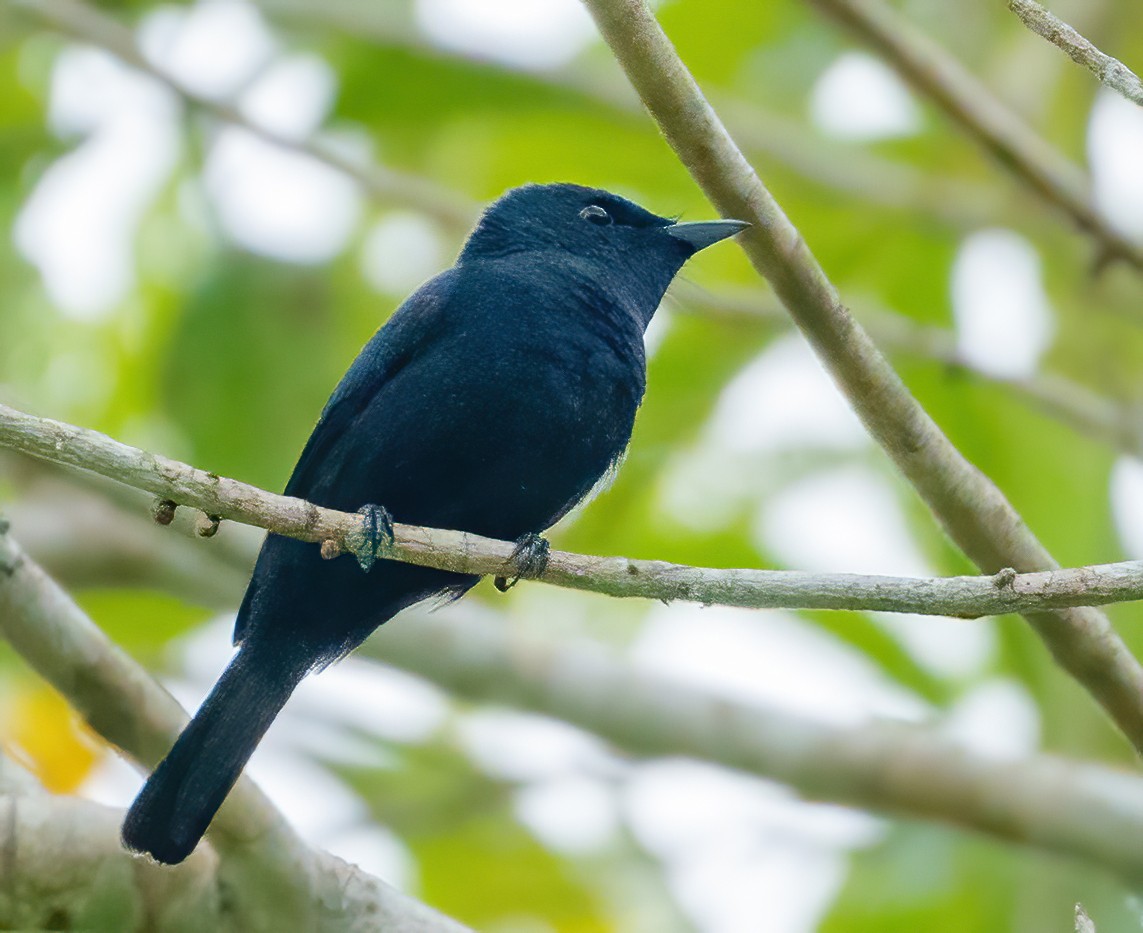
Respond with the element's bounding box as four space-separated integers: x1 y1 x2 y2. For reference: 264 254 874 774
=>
347 504 395 572
494 532 550 592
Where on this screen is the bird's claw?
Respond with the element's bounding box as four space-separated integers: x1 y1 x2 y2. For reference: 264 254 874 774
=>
494 532 550 592
347 504 395 572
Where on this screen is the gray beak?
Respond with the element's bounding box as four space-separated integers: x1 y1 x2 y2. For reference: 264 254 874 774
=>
666 219 750 251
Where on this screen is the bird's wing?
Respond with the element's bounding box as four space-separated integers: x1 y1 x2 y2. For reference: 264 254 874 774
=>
283 269 457 503
233 270 459 647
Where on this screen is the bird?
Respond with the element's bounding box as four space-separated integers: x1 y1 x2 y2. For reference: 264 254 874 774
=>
121 182 748 865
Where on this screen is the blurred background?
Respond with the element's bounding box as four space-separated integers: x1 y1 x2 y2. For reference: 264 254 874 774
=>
3 0 1143 929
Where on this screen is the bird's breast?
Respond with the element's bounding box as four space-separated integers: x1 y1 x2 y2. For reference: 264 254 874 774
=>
358 320 643 540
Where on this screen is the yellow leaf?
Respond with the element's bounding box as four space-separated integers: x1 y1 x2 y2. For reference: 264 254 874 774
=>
1 684 102 793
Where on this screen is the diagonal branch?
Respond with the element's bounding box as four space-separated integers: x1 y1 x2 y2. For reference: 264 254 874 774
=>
0 526 471 932
1009 0 1143 107
0 749 222 931
805 0 1143 270
10 402 1143 619
579 0 1143 755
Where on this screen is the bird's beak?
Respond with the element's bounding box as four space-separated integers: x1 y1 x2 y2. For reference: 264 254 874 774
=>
666 218 750 251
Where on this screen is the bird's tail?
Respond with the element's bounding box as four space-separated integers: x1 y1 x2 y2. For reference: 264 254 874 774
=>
122 643 310 865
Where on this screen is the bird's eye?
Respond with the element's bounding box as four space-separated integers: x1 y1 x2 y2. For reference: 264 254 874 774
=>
579 205 612 226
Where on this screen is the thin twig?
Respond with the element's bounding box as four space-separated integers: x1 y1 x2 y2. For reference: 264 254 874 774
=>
1010 0 1143 107
10 402 1143 618
805 0 1143 270
579 0 1143 755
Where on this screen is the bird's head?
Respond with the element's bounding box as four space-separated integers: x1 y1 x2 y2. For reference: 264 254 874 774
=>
458 183 748 311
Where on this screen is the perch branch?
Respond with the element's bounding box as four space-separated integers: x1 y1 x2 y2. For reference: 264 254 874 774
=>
10 403 1143 618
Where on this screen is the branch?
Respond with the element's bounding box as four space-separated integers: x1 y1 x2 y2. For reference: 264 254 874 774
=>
0 751 222 931
368 608 1143 884
805 0 1143 271
0 527 470 932
14 402 1143 619
2 467 252 608
1009 0 1143 107
10 0 478 232
579 0 1143 755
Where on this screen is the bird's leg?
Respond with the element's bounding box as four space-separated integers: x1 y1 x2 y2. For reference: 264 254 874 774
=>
494 532 551 592
347 504 395 572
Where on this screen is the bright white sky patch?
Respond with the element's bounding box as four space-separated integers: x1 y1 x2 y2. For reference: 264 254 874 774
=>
941 679 1040 759
294 657 449 744
361 212 448 295
872 610 993 680
757 465 929 577
199 44 363 263
415 0 597 70
458 709 613 782
810 51 921 141
514 775 619 854
80 751 143 807
657 334 869 534
14 47 179 319
1110 456 1143 559
203 127 361 262
138 0 276 100
951 228 1054 380
1088 89 1143 241
16 3 353 314
247 745 367 837
239 53 337 140
632 605 927 726
758 466 994 677
670 844 848 933
625 762 881 933
710 334 868 453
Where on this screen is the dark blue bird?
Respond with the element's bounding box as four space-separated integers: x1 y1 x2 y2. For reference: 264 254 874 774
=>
121 182 747 864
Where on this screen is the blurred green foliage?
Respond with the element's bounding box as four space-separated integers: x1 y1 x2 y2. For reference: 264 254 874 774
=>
4 0 1143 929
